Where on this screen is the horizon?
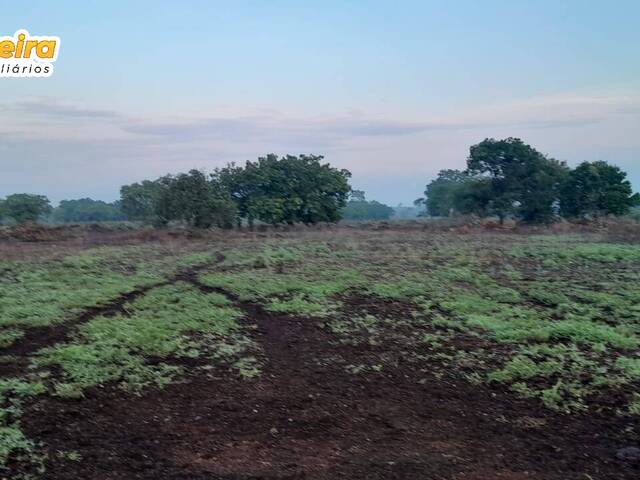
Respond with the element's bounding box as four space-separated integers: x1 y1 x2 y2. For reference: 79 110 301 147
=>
1 1 639 205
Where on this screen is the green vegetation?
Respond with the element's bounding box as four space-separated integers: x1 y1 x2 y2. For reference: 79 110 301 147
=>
341 190 394 221
0 245 219 342
0 243 258 474
52 198 125 223
120 154 351 228
418 137 639 222
197 233 639 415
213 154 351 226
560 161 640 218
4 139 638 229
200 243 364 317
0 194 52 224
1 230 640 475
154 169 237 228
207 234 639 416
35 282 252 398
0 379 47 473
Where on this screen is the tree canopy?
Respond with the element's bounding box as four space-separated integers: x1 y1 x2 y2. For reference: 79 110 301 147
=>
118 154 352 228
418 138 638 223
0 194 52 224
559 161 640 217
213 154 351 226
3 143 637 228
155 169 237 228
423 169 492 218
120 180 166 224
52 198 125 223
466 138 568 223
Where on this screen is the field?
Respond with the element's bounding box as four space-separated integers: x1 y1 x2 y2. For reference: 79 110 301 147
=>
1 225 639 479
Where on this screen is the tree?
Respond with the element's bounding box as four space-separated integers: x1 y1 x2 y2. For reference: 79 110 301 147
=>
559 161 640 217
1 194 52 224
342 191 394 221
467 138 568 223
453 177 494 217
422 169 491 217
424 170 469 217
120 179 168 224
53 198 126 222
156 169 236 228
214 154 351 226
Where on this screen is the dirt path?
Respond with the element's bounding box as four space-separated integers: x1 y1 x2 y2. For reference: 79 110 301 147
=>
19 276 639 479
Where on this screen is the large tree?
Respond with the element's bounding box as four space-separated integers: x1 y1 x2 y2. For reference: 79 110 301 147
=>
559 161 640 217
214 154 351 226
156 170 236 229
467 138 568 223
120 179 168 224
1 194 52 224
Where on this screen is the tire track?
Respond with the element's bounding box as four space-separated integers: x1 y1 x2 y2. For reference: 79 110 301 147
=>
0 254 226 376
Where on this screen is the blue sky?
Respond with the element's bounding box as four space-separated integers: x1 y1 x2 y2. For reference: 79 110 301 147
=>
1 0 639 205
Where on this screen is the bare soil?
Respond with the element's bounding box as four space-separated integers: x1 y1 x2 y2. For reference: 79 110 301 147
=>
18 279 639 479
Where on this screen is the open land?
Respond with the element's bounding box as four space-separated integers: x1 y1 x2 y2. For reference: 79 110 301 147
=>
0 223 639 479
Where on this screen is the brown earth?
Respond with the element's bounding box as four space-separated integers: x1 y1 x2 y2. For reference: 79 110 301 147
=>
17 276 639 480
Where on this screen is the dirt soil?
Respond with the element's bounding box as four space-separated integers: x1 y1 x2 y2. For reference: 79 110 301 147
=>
15 274 637 480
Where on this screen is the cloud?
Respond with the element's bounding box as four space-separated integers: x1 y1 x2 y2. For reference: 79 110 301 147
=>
4 92 638 146
6 97 123 120
121 116 271 141
1 92 639 204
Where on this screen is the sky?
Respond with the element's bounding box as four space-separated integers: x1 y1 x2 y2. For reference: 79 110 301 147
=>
1 0 639 206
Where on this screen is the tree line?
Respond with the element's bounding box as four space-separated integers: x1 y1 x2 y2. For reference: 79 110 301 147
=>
416 138 639 223
0 195 125 224
1 142 638 226
341 190 395 221
119 154 351 228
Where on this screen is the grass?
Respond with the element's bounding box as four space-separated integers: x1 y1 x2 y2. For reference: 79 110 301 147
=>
35 281 253 397
0 379 46 472
1 230 640 475
205 237 640 414
0 244 257 475
199 243 365 316
0 245 222 343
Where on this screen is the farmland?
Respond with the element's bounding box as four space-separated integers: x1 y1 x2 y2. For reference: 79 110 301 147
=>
1 225 639 479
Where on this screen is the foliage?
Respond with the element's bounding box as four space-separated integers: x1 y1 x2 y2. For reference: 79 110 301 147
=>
559 160 640 217
466 138 569 223
155 169 236 228
214 154 351 226
0 194 52 224
52 198 126 223
423 169 492 217
0 379 46 472
419 139 639 223
118 154 351 228
341 190 394 221
423 169 465 217
119 179 166 224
